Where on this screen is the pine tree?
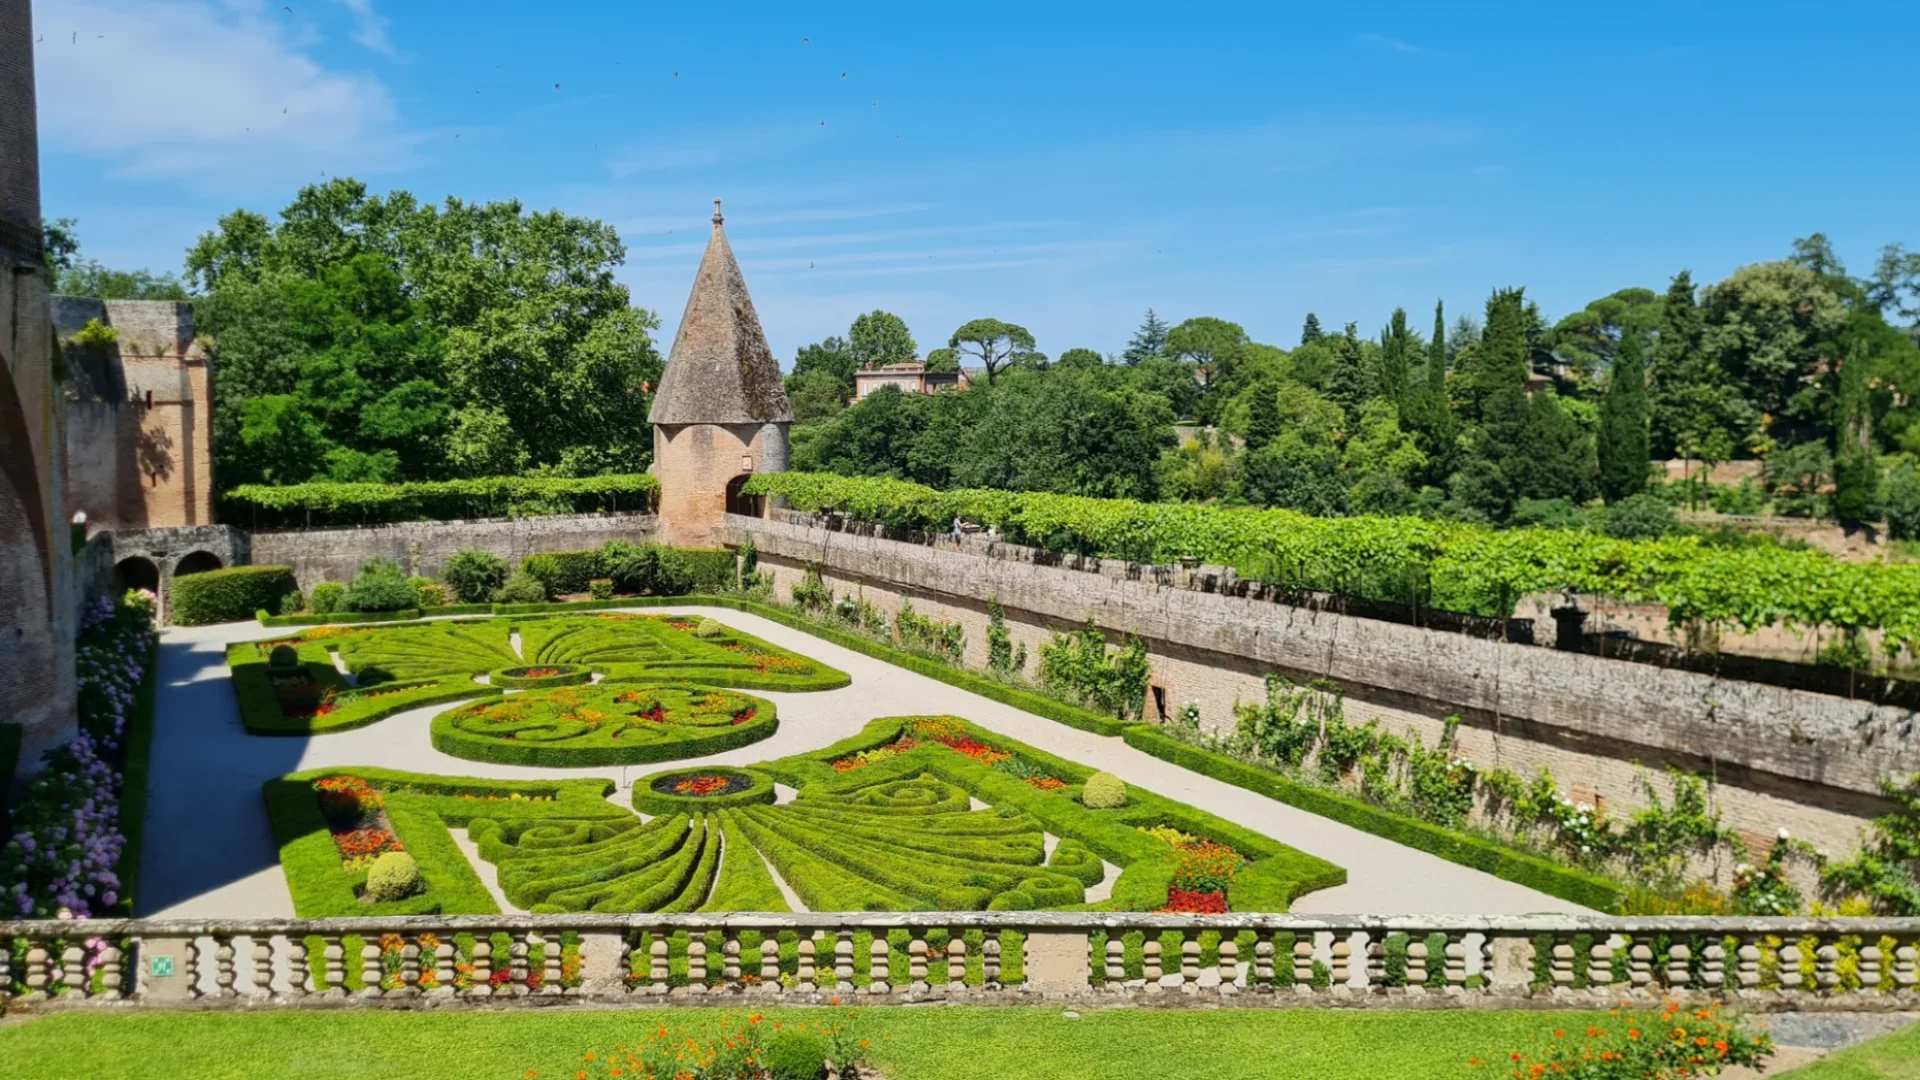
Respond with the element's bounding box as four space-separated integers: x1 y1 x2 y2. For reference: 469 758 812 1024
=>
1597 331 1651 502
1326 322 1373 424
1377 307 1413 409
1400 299 1456 485
1301 312 1324 345
1123 308 1170 365
1460 288 1528 424
1832 347 1879 525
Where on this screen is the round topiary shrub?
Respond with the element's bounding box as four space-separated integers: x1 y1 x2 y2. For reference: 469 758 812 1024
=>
364 851 421 902
1082 771 1128 809
442 549 508 604
693 617 724 638
762 1031 827 1080
344 558 419 613
493 569 547 605
309 581 346 616
268 644 300 670
409 578 449 608
277 591 306 617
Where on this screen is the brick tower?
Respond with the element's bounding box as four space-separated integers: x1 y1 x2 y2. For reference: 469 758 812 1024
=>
649 200 792 548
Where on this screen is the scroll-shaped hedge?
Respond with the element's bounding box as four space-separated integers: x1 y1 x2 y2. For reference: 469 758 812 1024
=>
432 683 777 767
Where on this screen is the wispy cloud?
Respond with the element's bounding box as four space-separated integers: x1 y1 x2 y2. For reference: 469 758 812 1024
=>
31 0 424 189
1357 33 1437 56
330 0 394 54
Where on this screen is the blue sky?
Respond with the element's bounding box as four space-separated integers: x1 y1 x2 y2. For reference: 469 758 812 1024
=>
30 0 1920 363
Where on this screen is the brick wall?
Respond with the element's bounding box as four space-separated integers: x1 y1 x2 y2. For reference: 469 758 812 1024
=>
736 513 1912 867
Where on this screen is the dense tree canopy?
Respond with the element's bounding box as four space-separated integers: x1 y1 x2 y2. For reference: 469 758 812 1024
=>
187 179 661 487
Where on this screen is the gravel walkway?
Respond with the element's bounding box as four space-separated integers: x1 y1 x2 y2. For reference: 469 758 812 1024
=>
138 606 1592 918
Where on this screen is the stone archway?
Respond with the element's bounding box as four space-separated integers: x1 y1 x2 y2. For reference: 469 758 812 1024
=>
174 550 223 578
724 473 762 518
113 555 160 596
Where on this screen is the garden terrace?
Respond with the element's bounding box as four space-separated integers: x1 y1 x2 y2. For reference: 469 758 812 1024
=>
432 684 776 766
7 912 1920 1009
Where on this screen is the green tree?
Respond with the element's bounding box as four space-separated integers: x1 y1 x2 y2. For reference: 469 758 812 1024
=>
1325 322 1373 422
1301 312 1324 345
190 179 661 485
1057 347 1105 370
1244 376 1283 451
1376 307 1414 409
41 218 188 299
923 346 960 373
1399 299 1458 485
1597 330 1652 502
791 336 857 394
790 385 930 477
949 317 1037 385
1122 308 1170 365
41 217 78 274
848 310 917 369
1342 400 1427 513
1547 287 1662 379
785 366 849 423
1699 260 1848 435
1165 316 1250 380
1832 347 1879 525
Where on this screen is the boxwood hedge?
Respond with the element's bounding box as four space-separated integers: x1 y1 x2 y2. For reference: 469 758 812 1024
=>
226 638 500 735
430 683 778 767
630 766 777 815
171 565 296 626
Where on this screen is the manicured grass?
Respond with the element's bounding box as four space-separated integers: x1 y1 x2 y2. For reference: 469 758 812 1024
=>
0 1006 1612 1080
1778 1021 1920 1079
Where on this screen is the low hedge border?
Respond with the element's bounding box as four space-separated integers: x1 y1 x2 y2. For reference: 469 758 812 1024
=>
486 664 591 689
631 767 777 815
257 608 424 627
1121 725 1626 913
430 685 779 768
265 766 623 918
111 638 160 915
227 640 502 735
422 603 493 617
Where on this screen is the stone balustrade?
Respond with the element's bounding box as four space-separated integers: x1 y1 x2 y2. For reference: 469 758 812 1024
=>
5 913 1917 1011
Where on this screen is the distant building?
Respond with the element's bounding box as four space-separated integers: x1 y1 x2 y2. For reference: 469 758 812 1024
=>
852 362 966 402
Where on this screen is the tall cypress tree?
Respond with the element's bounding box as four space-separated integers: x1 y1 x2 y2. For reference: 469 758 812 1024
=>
1427 300 1446 396
1378 307 1413 409
1597 330 1651 502
1832 347 1879 525
1245 376 1282 452
1301 313 1324 345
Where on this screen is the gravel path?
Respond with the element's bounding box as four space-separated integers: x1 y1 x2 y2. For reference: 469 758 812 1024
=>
138 606 1592 918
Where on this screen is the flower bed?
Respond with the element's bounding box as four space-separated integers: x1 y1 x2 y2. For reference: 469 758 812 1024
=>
2 590 156 919
486 663 591 690
629 767 777 815
432 684 779 767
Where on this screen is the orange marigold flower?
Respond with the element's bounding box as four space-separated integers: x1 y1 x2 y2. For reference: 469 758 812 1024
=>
1714 1040 1729 1052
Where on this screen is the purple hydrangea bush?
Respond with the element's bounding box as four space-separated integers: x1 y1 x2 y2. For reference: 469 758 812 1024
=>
2 589 156 920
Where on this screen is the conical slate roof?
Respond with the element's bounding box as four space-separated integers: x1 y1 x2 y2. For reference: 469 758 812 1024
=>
648 201 793 425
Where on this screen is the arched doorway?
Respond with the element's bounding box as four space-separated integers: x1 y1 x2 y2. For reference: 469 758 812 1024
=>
174 550 223 577
724 474 762 517
114 556 160 595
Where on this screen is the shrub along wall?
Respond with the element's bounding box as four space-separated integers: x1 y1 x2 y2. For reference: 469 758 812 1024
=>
226 474 659 528
170 565 297 626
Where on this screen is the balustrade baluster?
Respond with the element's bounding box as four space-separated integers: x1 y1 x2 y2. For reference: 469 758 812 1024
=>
1104 938 1125 986
510 937 530 995
1219 939 1240 989
435 940 456 993
686 936 708 994
946 936 967 993
760 935 781 989
1253 936 1273 987
469 939 492 998
99 941 124 1000
1629 942 1653 989
983 937 1001 988
1589 940 1614 989
323 937 346 997
1293 936 1315 987
1142 939 1162 986
909 937 929 990
1701 942 1726 990
1737 940 1761 989
1816 944 1840 990
61 944 85 996
22 944 49 999
796 936 817 992
1552 938 1576 988
360 940 383 998
649 935 671 993
834 930 854 991
1779 944 1804 990
1665 943 1691 989
1894 944 1916 990
1859 945 1883 991
724 936 743 984
543 934 563 995
870 937 891 994
1330 935 1352 990
251 937 274 999
1178 937 1199 989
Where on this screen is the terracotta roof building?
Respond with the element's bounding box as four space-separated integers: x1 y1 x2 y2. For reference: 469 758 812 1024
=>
649 201 792 547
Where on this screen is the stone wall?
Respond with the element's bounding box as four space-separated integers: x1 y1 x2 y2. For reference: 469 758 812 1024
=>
733 513 1917 864
248 512 659 587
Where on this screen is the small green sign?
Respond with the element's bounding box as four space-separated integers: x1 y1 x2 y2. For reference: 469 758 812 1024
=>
148 956 174 978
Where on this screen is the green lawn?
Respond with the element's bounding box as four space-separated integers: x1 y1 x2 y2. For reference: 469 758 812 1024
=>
1776 1020 1920 1079
0 1006 1610 1080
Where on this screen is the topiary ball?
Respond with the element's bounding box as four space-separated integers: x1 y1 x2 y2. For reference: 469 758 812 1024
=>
693 617 724 638
309 581 346 616
268 644 300 670
1082 771 1128 809
364 851 421 902
762 1032 827 1080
